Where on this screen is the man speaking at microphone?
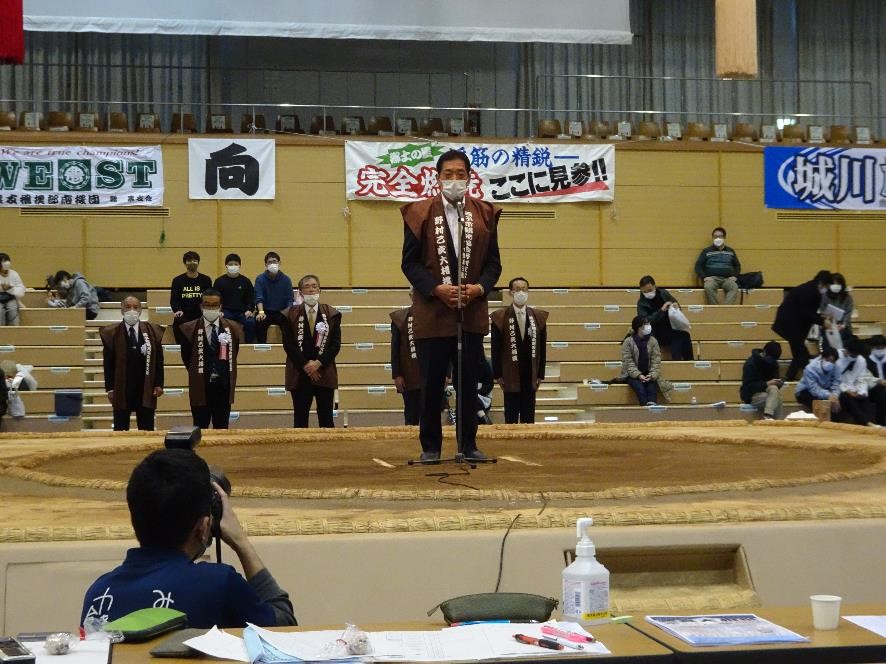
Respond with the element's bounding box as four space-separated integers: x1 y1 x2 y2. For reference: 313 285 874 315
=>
401 149 502 462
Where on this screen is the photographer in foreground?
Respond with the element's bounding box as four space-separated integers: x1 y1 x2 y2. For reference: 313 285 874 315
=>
80 449 295 628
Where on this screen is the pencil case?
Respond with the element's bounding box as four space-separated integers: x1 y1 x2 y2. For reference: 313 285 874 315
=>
428 592 559 625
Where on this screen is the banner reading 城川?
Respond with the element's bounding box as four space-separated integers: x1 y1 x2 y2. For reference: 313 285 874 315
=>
345 140 614 203
764 146 886 210
0 145 163 207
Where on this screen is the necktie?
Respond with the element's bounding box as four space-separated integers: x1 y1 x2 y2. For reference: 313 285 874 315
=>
517 309 526 337
308 306 316 335
210 323 219 350
128 325 137 348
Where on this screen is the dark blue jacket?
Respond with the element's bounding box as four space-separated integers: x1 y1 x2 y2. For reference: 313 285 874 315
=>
254 271 294 313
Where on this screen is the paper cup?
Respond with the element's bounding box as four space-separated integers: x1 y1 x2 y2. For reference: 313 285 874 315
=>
810 594 842 630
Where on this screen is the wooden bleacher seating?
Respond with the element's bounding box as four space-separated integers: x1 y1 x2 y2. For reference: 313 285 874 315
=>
0 110 16 130
309 115 336 134
636 121 661 140
276 114 303 133
46 111 74 131
108 112 129 132
537 119 562 138
781 124 805 142
10 287 886 430
684 122 712 141
240 114 267 133
367 116 393 135
171 112 197 133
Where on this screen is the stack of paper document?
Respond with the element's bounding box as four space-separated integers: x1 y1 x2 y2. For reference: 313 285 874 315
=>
184 621 610 661
645 614 809 647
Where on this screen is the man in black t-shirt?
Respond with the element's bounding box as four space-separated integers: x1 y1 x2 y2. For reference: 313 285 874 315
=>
170 251 213 326
213 253 256 343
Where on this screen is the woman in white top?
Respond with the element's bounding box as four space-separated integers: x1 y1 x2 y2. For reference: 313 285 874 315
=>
0 253 26 326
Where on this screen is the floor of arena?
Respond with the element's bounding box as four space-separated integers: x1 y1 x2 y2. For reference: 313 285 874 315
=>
1 420 884 542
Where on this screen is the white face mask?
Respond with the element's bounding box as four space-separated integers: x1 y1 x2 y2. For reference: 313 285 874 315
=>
0 261 10 271
122 310 140 326
829 284 842 294
266 263 280 274
202 308 221 323
303 293 320 307
640 324 652 336
441 179 468 202
713 237 725 248
226 265 240 276
642 290 656 299
512 291 528 307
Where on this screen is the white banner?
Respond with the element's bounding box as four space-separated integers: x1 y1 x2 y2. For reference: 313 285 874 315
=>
24 0 632 44
188 139 275 200
345 141 614 203
0 145 163 207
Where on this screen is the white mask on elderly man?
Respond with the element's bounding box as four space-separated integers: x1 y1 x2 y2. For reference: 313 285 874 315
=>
829 284 842 294
303 293 320 307
202 308 221 323
512 291 528 307
441 179 468 202
713 237 725 248
122 311 140 326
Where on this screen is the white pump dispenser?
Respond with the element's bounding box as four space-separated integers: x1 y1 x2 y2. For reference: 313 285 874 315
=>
561 517 610 625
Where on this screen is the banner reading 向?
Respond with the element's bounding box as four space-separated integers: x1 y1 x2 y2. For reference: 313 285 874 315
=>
764 146 886 210
188 138 275 200
345 141 614 203
0 145 163 207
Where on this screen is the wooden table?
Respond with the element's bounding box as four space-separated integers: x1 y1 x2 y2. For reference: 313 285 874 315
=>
629 604 886 663
109 621 675 663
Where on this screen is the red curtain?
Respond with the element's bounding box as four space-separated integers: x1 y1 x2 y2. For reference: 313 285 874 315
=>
0 0 25 65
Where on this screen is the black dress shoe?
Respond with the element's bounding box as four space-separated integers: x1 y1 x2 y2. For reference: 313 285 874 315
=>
419 451 441 463
463 447 487 460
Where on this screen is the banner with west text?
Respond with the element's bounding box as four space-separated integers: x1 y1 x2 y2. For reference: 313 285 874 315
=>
0 145 163 207
188 138 276 200
345 141 614 203
764 146 886 210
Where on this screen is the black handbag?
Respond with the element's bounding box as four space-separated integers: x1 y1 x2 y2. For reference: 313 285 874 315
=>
736 271 764 289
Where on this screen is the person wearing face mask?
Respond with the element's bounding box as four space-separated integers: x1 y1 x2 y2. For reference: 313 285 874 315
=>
0 252 25 326
49 269 100 320
254 251 294 344
795 347 841 416
773 270 833 380
834 336 876 426
100 296 165 431
864 335 886 427
619 315 673 406
490 277 548 423
170 251 213 326
175 290 243 429
401 149 502 462
80 449 296 629
281 274 342 428
694 227 741 305
636 275 694 361
213 253 256 343
819 272 854 349
739 340 785 420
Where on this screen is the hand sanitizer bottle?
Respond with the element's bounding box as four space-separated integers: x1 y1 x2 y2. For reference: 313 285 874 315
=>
562 517 610 626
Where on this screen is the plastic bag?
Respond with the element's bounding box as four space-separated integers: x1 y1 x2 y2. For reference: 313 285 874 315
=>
668 305 691 332
8 390 25 418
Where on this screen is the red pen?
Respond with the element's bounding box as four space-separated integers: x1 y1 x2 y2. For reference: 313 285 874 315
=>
541 625 596 643
514 634 563 651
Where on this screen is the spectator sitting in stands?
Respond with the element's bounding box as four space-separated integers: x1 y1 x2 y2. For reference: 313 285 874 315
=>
0 364 7 425
772 270 832 381
0 252 25 326
836 336 876 427
171 251 213 326
819 272 854 348
81 448 296 629
637 275 694 361
47 270 100 320
619 315 673 406
739 341 784 420
694 226 741 305
865 334 886 427
214 253 256 343
794 346 840 417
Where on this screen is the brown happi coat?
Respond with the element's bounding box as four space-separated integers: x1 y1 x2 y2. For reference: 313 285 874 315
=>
400 196 500 338
99 321 165 409
490 306 548 392
283 303 342 390
176 317 243 406
389 306 420 391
